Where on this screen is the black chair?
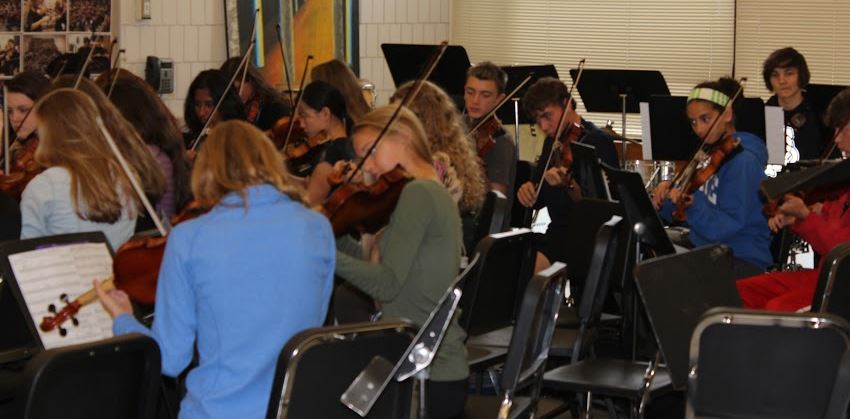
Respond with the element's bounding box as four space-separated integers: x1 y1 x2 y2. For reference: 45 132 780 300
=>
266 321 416 419
473 190 510 249
459 229 535 371
464 262 568 419
811 242 850 322
556 198 623 328
687 308 850 419
12 334 161 419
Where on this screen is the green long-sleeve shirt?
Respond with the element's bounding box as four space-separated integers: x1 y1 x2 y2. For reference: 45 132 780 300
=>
335 179 468 381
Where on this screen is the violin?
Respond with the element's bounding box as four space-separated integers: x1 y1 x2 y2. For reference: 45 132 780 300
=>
0 135 43 199
473 116 503 158
267 116 331 177
556 122 585 188
39 202 207 333
323 167 412 237
321 42 449 238
670 133 741 222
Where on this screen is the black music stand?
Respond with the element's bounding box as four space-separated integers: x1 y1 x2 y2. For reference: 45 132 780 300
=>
570 142 612 201
497 64 559 125
634 244 743 390
648 95 768 161
381 43 470 108
0 232 112 364
807 83 849 114
737 97 767 142
571 69 670 167
647 95 697 161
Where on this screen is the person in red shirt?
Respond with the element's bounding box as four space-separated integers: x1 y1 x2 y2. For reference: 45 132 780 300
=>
737 88 850 311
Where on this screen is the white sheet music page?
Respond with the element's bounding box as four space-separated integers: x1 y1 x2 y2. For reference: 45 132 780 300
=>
9 242 114 349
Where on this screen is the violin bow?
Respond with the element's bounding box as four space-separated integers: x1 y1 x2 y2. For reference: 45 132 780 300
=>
189 9 260 152
2 85 8 174
275 23 296 108
238 8 261 100
670 77 748 188
467 74 534 136
280 54 314 152
73 35 97 89
190 43 257 152
532 59 586 204
817 112 850 164
96 117 168 237
106 48 125 99
345 41 449 184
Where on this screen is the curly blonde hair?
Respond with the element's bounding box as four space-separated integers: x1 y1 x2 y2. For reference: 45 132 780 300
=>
390 81 486 212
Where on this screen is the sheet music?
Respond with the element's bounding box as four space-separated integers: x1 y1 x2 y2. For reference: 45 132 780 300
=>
639 102 653 160
765 106 786 165
10 242 115 349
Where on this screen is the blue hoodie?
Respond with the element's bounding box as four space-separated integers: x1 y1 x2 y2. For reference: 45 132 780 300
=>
661 131 772 269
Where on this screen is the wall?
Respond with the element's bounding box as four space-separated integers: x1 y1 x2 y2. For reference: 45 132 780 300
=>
115 0 450 121
116 0 228 123
357 0 451 105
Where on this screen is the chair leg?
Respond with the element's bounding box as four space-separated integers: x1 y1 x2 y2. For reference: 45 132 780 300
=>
605 398 618 419
584 391 593 419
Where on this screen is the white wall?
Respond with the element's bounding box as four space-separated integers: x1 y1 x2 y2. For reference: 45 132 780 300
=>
116 0 228 123
358 0 451 105
115 0 451 121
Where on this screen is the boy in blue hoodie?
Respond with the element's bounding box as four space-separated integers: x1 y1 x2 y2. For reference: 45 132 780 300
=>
652 77 772 273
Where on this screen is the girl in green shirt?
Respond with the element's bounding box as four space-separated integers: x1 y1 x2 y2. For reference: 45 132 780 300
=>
335 104 468 418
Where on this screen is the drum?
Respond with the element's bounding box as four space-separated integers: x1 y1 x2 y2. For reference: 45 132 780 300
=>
624 160 675 190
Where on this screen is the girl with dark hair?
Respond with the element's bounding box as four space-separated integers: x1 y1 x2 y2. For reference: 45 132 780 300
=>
652 77 772 273
97 69 192 218
310 59 371 122
762 47 832 161
182 69 245 150
296 80 355 204
219 57 291 131
0 70 49 199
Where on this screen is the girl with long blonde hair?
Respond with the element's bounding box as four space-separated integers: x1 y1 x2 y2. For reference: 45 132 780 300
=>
20 88 157 249
96 120 335 419
334 104 468 419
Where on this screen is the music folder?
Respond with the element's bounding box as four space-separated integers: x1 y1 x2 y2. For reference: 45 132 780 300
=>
760 158 850 201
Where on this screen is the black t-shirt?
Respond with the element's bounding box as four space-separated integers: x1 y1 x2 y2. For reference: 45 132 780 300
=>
532 119 618 227
253 98 291 132
319 137 355 166
767 94 832 161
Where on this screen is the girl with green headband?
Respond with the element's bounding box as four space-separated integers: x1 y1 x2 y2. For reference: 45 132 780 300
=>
652 77 772 274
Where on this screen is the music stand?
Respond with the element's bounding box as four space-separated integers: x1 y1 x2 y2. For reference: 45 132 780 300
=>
497 64 559 125
634 244 743 390
646 95 697 161
570 141 613 201
381 43 470 108
570 69 670 167
0 232 111 364
737 97 767 142
602 164 675 257
807 83 849 114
